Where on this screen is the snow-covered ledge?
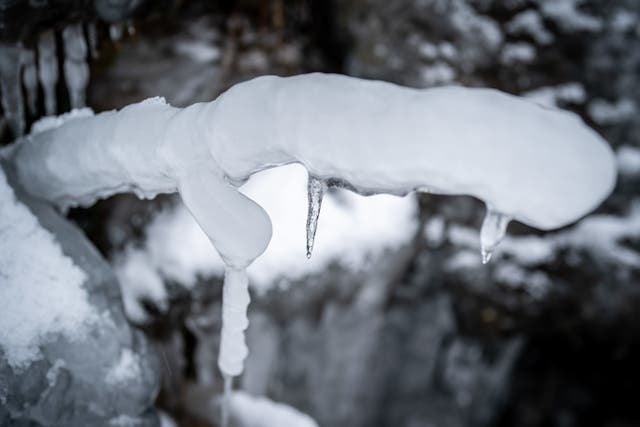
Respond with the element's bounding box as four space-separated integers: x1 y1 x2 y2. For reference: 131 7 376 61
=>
2 73 617 386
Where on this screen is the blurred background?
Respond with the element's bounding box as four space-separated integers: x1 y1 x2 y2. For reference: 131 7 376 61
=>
1 1 640 426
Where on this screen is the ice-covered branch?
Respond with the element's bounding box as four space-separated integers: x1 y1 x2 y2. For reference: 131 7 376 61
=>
3 73 617 378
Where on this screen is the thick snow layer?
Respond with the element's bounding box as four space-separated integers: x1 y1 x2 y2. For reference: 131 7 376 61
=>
230 391 319 427
0 167 93 370
210 74 615 231
117 164 417 293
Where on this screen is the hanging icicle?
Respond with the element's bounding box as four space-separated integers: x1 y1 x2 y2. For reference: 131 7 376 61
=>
38 31 59 116
62 24 89 109
306 175 327 258
20 48 39 116
0 42 25 137
479 204 511 264
217 266 251 426
86 22 100 59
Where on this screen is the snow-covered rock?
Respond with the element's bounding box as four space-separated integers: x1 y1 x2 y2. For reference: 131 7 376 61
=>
0 164 161 427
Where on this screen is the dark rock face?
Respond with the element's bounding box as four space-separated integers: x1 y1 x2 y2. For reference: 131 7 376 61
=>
0 165 161 427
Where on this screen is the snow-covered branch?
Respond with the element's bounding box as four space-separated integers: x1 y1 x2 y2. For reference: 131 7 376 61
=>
2 73 617 379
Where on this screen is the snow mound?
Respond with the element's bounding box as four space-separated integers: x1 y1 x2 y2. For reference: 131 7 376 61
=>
0 167 93 370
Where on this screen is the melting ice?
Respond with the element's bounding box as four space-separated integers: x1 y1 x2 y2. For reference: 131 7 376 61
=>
306 175 327 258
480 205 511 264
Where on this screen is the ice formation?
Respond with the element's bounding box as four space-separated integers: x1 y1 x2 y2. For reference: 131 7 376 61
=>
305 175 327 258
20 48 39 115
0 167 94 370
38 31 59 116
62 24 90 109
0 43 25 136
115 163 417 300
4 73 617 382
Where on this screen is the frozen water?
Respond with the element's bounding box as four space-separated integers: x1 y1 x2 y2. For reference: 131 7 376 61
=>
479 206 511 264
38 31 59 116
218 268 251 377
87 22 100 59
306 175 327 258
62 24 89 109
117 164 417 291
4 72 617 385
0 43 25 136
20 48 38 115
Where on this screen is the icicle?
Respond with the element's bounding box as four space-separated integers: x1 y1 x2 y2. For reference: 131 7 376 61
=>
62 24 89 109
109 24 124 42
38 31 59 116
217 266 250 425
20 48 38 116
0 43 25 137
221 374 233 427
86 22 100 59
218 267 250 376
306 175 327 258
479 205 511 264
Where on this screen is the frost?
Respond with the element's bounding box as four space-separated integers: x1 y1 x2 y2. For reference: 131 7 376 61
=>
0 167 94 370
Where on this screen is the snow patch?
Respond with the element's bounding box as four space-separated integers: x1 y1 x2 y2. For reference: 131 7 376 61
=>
0 167 94 370
230 391 319 427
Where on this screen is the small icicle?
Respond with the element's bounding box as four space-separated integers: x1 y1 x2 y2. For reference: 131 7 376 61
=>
62 24 89 109
221 374 233 427
479 205 511 264
109 24 124 42
38 31 59 116
0 42 25 137
20 48 38 116
86 22 100 59
306 175 327 258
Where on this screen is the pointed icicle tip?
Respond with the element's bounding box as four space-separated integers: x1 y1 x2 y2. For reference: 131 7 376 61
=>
479 205 511 264
306 174 327 259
